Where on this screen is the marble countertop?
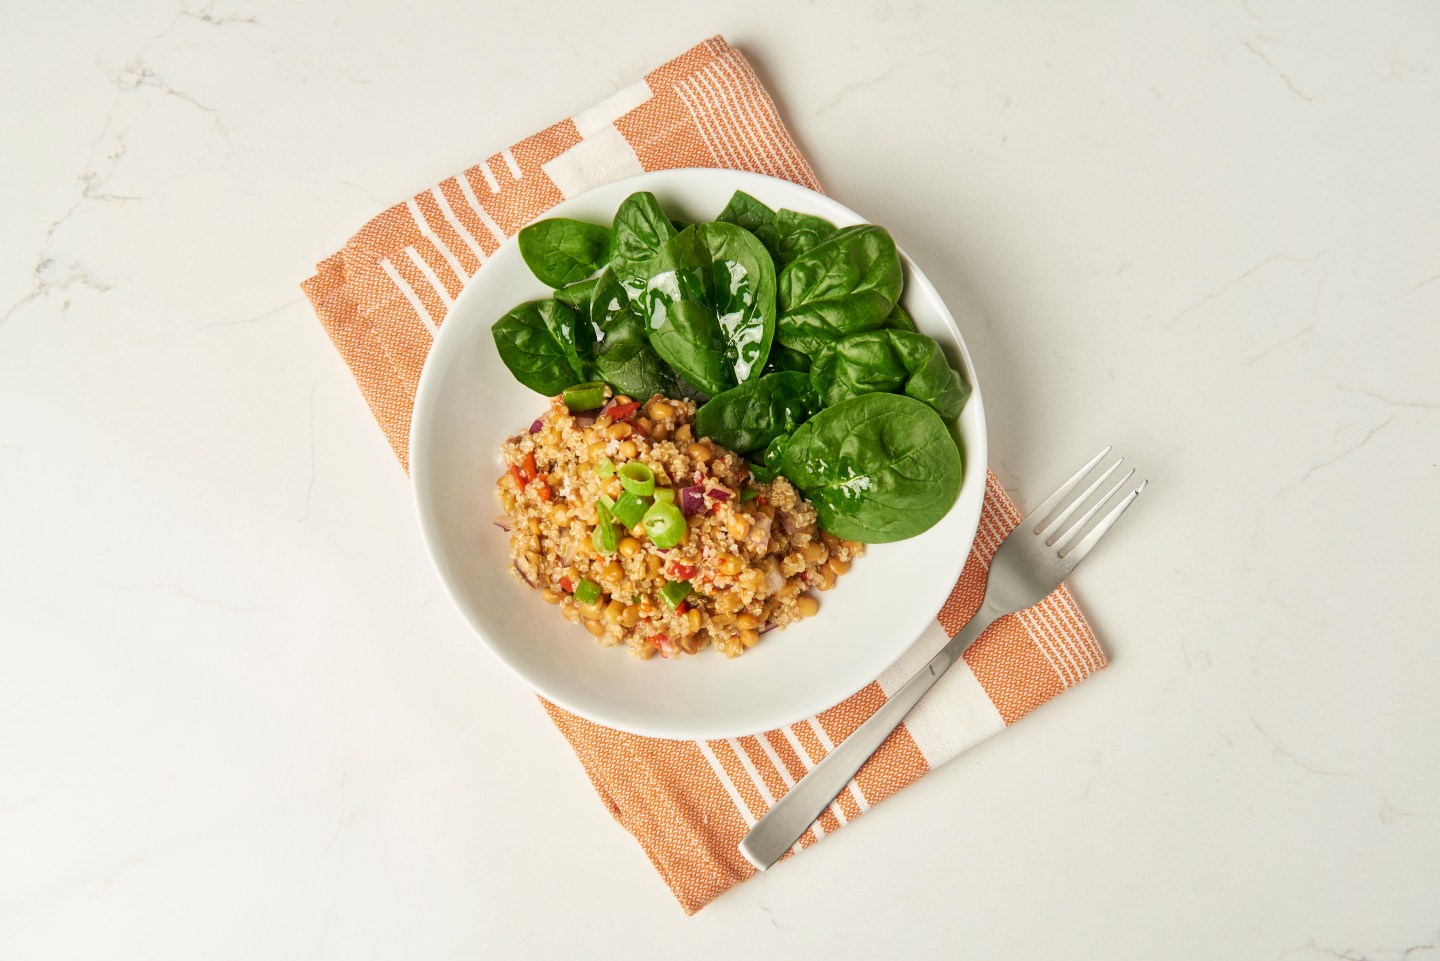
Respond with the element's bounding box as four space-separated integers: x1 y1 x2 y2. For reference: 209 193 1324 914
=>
3 1 1437 957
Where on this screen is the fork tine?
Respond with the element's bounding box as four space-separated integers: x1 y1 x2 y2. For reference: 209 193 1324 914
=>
1060 478 1148 564
1024 447 1112 530
1038 458 1125 543
1052 468 1137 552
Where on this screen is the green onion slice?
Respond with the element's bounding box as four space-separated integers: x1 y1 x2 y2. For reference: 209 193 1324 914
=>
595 457 615 478
617 461 655 496
562 382 608 411
612 490 651 530
659 579 692 609
653 488 675 505
574 578 602 605
592 502 619 554
642 501 686 550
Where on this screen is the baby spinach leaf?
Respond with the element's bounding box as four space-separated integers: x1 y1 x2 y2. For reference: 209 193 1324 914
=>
716 190 837 268
809 329 970 421
491 300 589 395
694 372 815 454
584 268 682 400
882 303 917 331
763 343 812 374
611 192 677 283
774 208 836 265
553 277 600 312
780 393 962 543
776 225 903 353
518 218 612 288
640 222 776 396
809 330 908 408
717 190 781 257
888 331 970 423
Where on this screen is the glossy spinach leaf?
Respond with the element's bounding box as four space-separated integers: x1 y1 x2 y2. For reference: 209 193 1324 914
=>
888 330 970 423
774 208 836 265
585 269 682 400
716 190 781 258
882 303 917 331
716 190 836 268
776 225 903 353
641 222 776 396
763 343 812 374
611 192 677 283
518 218 612 288
810 329 970 421
694 372 815 454
809 330 908 408
491 299 589 395
553 277 600 312
780 393 962 543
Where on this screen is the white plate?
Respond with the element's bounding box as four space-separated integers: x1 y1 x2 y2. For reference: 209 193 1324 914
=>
410 168 987 740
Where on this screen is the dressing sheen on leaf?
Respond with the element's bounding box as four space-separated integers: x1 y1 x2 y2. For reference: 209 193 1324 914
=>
640 222 775 396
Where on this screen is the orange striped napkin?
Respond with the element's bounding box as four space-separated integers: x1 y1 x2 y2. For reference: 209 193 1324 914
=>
302 36 1106 915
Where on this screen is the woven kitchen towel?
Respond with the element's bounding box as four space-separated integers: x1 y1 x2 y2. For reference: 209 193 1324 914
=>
302 36 1106 915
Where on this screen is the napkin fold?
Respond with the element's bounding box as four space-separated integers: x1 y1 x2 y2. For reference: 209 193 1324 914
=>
302 36 1105 914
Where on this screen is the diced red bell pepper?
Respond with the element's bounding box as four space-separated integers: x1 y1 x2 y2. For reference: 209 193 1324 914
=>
522 451 537 480
559 576 574 593
509 465 527 487
607 400 641 422
667 561 698 580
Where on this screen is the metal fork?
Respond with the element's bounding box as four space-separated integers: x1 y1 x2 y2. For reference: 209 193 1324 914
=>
738 448 1147 871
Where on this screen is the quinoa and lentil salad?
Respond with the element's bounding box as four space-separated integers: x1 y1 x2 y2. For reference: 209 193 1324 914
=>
497 388 862 659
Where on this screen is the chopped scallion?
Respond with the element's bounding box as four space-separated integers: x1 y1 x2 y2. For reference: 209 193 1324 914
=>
612 490 651 529
642 500 686 549
562 382 608 412
617 461 656 496
574 578 602 605
659 579 692 609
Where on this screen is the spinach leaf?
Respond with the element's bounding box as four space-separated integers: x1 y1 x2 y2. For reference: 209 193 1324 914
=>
553 277 600 312
640 222 776 396
518 218 612 288
882 303 917 331
716 190 781 258
780 393 962 543
763 343 812 374
694 372 815 454
774 208 836 265
809 330 908 408
491 299 589 395
888 330 970 423
585 269 682 400
776 225 903 353
716 190 837 268
809 329 970 421
611 192 677 283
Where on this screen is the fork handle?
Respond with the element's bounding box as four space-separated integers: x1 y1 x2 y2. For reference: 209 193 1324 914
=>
737 611 995 871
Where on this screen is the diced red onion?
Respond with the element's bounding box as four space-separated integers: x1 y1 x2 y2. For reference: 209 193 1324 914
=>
706 487 731 501
493 514 513 532
512 562 535 587
529 419 543 434
679 485 707 517
572 413 597 429
760 622 778 635
778 512 800 535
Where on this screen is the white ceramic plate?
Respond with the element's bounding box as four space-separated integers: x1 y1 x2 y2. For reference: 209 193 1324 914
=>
410 169 987 740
